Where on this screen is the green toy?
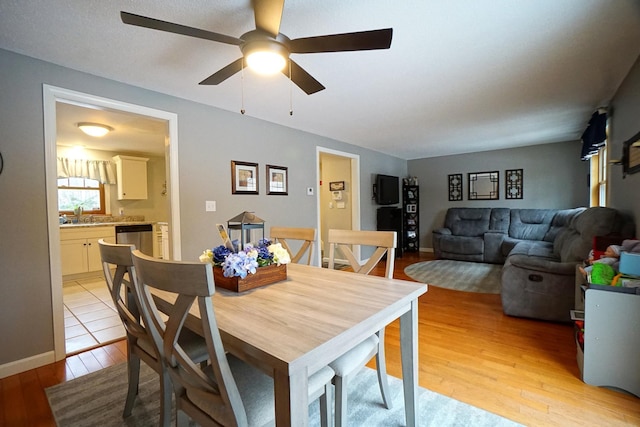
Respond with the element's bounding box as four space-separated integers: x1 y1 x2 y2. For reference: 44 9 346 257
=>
590 263 616 285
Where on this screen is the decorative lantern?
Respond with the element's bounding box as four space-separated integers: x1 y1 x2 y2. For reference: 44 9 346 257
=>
227 211 265 250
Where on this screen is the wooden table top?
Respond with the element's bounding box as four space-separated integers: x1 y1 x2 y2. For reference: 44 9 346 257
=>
153 263 427 375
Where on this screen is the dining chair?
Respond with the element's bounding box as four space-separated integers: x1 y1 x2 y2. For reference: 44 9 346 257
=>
98 240 208 427
326 228 396 427
269 226 316 265
130 250 334 427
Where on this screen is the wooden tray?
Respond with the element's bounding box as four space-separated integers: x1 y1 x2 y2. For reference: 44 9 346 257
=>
213 263 287 292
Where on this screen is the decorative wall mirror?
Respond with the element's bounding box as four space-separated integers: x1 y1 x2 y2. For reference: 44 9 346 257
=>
468 171 499 200
623 130 640 178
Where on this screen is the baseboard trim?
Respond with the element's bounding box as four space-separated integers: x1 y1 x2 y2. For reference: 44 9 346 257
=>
0 351 56 379
419 247 434 253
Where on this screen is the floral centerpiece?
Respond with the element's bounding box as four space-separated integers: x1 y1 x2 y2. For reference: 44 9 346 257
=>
200 239 290 292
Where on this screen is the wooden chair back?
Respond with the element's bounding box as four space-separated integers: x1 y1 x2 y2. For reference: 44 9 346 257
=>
98 239 150 352
327 229 396 279
270 226 316 265
325 230 396 423
130 250 249 427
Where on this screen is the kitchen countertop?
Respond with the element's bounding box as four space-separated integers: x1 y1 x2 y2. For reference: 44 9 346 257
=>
60 221 154 229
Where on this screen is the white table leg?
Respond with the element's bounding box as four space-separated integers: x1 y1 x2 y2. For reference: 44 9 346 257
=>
400 299 418 427
274 368 308 426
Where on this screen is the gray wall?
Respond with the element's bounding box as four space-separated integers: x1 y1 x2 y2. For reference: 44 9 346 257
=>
609 54 640 228
408 142 590 249
0 48 406 367
2 44 638 371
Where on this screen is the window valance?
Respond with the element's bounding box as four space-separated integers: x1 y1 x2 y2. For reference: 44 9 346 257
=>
580 110 607 160
57 157 116 184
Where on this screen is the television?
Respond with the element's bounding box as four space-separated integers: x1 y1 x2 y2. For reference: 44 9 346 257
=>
375 174 399 205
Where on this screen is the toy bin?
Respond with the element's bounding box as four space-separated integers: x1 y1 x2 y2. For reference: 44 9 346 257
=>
619 251 640 276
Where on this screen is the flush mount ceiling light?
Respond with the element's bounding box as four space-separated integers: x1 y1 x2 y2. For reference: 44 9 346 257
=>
76 122 113 137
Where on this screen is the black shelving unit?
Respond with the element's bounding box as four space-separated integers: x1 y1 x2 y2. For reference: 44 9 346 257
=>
377 207 403 257
403 184 419 252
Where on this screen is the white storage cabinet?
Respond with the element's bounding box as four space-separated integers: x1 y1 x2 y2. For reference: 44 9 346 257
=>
113 155 149 200
574 267 640 397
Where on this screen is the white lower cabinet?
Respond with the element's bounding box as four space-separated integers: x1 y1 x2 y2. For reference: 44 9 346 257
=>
579 288 640 397
60 226 115 276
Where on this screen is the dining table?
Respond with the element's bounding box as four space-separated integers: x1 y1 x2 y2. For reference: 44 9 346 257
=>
152 262 427 427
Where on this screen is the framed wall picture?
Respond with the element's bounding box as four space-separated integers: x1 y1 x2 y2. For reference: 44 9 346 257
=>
329 181 345 191
505 169 523 199
266 164 288 195
623 130 640 177
468 171 499 200
231 160 258 194
448 174 463 201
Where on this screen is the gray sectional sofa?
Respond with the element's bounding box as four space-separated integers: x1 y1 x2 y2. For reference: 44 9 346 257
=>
432 207 634 322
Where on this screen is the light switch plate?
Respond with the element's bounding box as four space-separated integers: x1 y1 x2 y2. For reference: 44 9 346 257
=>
205 201 216 212
307 187 314 196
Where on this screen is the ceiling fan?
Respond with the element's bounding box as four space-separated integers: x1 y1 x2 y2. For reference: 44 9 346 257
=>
121 0 392 95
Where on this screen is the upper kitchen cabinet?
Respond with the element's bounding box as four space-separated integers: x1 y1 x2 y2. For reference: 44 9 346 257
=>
113 155 149 200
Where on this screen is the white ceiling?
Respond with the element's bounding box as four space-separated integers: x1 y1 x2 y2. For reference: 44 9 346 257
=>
2 0 639 160
56 103 168 156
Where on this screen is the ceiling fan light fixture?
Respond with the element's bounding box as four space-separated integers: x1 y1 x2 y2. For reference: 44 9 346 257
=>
242 38 289 75
246 50 286 75
76 122 113 137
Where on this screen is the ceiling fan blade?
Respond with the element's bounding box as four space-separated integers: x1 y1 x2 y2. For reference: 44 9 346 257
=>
199 58 245 85
252 0 284 37
282 60 325 95
121 11 242 46
290 28 392 53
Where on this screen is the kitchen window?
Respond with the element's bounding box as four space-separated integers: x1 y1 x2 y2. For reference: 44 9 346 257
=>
58 177 106 214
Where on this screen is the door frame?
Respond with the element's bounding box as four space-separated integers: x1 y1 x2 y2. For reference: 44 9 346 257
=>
315 146 361 266
43 85 181 361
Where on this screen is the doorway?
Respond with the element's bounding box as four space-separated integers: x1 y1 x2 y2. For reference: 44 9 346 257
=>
43 85 181 361
316 147 361 265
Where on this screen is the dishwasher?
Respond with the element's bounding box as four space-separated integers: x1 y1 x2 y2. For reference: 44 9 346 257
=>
115 224 154 256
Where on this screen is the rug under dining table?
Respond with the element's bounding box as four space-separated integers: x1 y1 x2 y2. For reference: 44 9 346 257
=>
46 362 522 426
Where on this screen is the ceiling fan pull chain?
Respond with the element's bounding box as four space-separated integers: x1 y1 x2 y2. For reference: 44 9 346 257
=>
240 63 246 115
289 61 293 116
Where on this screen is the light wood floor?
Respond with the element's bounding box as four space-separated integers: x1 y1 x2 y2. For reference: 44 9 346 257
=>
1 252 638 426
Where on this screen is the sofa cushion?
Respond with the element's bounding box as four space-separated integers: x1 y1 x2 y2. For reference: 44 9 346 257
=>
508 209 555 241
508 240 556 261
555 207 622 262
438 235 484 255
445 208 491 237
544 208 585 242
500 237 521 257
489 208 510 233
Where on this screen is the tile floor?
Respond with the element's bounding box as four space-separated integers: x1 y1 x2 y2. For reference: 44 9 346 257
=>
63 274 126 355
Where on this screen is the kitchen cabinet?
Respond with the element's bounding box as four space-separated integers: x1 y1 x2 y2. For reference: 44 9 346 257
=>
113 155 149 200
60 226 115 276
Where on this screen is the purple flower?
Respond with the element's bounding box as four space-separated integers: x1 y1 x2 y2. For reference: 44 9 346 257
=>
212 245 232 263
204 239 277 277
